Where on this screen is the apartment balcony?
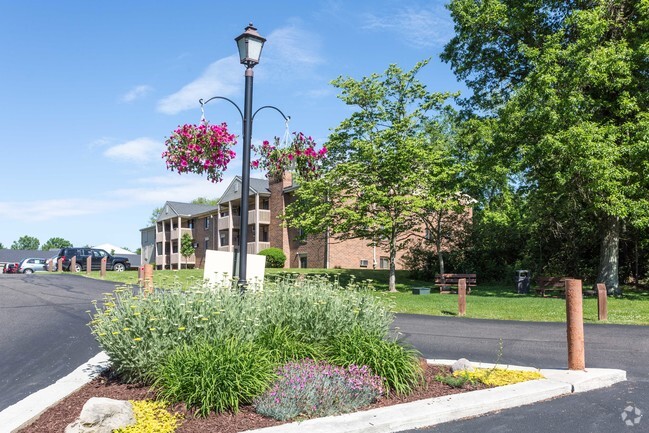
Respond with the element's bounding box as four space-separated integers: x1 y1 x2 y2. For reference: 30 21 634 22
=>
170 254 196 265
249 209 270 224
217 242 270 254
218 216 240 230
170 227 193 241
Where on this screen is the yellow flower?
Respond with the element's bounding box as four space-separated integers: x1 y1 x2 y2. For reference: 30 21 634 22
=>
178 327 186 331
149 327 157 331
112 331 120 335
111 318 119 323
133 337 142 342
123 327 131 331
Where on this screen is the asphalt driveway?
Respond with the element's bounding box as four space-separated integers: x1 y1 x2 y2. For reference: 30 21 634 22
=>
0 273 122 410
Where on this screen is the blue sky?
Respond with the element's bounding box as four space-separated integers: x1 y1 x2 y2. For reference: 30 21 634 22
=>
0 0 465 251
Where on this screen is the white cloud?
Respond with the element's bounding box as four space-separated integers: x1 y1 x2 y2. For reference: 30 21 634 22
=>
265 24 324 68
157 55 241 115
107 175 233 205
363 6 453 48
104 138 164 163
121 85 153 102
0 199 126 222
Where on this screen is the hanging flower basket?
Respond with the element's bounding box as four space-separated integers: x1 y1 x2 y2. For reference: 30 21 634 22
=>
162 121 237 183
252 132 327 181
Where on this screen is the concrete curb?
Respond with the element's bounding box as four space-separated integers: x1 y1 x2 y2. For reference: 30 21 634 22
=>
1 352 110 433
0 354 626 433
244 361 627 433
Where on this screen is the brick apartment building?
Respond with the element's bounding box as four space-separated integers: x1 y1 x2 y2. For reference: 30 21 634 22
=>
142 172 410 271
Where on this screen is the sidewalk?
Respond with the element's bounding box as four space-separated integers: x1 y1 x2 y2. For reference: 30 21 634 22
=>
0 355 626 433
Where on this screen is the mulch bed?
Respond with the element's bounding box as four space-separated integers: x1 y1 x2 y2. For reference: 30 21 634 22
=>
19 364 487 433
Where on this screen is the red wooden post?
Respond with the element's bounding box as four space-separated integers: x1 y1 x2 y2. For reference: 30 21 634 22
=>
86 256 92 275
100 257 107 278
458 278 467 317
565 279 585 370
70 256 77 272
138 266 144 287
143 264 154 294
597 283 608 321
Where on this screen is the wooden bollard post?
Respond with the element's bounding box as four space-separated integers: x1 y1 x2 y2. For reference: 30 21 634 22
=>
458 278 467 317
70 256 77 272
138 266 144 287
100 257 107 278
143 264 154 294
48 259 54 272
597 283 608 321
86 256 92 275
565 278 585 370
57 257 63 273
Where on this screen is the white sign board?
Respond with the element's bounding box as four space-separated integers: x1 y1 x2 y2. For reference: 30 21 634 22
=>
203 250 266 290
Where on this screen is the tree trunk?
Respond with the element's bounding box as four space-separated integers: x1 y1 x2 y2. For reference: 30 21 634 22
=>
596 216 620 295
435 212 445 276
388 240 397 292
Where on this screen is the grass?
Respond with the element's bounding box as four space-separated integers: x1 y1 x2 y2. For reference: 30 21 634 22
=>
82 268 649 326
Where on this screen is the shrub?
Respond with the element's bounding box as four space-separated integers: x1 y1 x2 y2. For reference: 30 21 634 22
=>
152 339 276 416
254 325 325 364
254 359 383 421
324 326 423 395
258 247 287 268
89 276 393 383
114 400 182 433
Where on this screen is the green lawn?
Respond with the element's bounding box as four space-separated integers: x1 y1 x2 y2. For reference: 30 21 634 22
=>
82 268 649 326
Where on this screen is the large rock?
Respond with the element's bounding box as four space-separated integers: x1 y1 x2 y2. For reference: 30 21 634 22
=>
65 397 135 433
451 358 474 373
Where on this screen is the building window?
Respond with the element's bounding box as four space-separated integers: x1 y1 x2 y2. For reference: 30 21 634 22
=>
379 256 389 269
220 233 227 246
299 254 308 269
260 226 269 242
205 217 210 229
360 259 369 268
205 239 209 250
261 198 270 210
188 219 194 229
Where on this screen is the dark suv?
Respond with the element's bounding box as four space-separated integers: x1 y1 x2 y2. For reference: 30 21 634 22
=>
56 248 131 272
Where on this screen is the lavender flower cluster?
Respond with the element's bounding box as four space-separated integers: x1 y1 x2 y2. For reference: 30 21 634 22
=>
254 359 384 421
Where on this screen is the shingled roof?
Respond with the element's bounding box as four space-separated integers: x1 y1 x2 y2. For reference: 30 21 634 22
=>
156 201 219 222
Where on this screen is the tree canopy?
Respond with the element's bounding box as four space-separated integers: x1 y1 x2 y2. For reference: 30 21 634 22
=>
11 235 40 250
284 60 460 291
42 237 72 251
443 0 649 290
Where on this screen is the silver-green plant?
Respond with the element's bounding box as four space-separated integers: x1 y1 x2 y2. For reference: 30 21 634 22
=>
89 276 393 382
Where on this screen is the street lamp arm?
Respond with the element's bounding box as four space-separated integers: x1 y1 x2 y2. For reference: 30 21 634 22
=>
199 96 244 122
252 105 290 123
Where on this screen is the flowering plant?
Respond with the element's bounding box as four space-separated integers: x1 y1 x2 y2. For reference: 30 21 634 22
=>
252 132 327 181
162 121 237 183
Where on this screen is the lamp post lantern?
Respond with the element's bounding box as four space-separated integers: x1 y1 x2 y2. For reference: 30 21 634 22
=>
199 23 288 293
236 23 265 292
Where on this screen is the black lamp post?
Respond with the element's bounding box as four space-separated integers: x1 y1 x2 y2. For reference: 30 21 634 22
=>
199 23 288 293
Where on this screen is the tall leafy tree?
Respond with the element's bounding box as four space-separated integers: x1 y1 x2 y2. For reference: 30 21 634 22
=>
42 237 72 251
284 60 457 291
444 0 649 291
11 235 40 250
180 233 195 268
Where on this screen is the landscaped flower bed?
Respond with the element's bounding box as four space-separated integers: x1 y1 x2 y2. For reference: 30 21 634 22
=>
18 275 545 433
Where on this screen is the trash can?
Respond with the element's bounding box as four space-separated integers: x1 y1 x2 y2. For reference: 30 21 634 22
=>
515 270 530 294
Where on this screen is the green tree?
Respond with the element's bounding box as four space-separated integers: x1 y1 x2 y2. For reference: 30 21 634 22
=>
444 0 649 291
149 207 163 226
191 197 218 206
180 233 195 269
284 60 457 291
0 242 4 249
11 235 40 250
42 237 72 251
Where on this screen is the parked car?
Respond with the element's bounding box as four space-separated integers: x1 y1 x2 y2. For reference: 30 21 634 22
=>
56 247 131 272
18 258 48 274
44 256 58 271
3 263 19 274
